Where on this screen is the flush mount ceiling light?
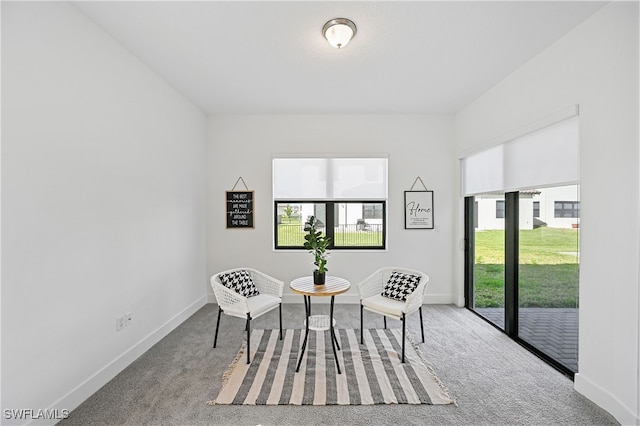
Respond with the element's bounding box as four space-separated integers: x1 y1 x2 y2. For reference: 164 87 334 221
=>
322 18 357 49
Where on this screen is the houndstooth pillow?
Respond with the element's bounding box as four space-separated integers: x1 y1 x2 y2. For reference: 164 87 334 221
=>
381 271 421 302
219 270 260 297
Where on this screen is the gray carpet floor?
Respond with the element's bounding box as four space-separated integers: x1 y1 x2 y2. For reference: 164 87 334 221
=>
60 304 619 425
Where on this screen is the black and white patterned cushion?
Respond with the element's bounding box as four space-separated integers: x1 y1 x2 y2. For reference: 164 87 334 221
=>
219 270 260 297
381 271 421 302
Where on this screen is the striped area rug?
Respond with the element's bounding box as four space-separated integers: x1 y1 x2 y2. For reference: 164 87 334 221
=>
210 328 454 405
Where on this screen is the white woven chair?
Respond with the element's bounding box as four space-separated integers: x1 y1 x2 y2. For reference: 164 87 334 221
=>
356 267 429 363
210 268 284 364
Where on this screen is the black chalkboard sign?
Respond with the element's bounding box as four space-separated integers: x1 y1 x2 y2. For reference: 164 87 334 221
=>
226 191 254 228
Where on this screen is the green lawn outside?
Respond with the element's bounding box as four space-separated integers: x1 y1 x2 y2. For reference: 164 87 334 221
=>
277 217 383 247
474 227 579 308
279 219 579 308
278 217 306 246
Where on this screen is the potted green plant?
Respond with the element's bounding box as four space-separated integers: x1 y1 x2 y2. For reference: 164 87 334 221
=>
303 215 331 285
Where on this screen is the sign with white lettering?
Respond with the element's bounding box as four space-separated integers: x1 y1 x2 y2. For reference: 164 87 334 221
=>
226 191 254 228
404 191 434 229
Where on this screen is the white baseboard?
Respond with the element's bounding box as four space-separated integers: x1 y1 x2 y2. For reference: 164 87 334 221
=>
38 295 208 426
574 373 638 426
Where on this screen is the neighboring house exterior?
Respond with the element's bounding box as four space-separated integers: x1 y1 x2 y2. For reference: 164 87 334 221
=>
474 185 580 230
277 203 383 229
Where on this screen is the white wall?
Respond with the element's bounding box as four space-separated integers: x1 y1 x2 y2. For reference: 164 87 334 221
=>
1 2 207 423
207 115 456 304
455 3 639 425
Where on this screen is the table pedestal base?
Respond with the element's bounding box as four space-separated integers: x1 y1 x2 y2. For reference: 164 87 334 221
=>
295 295 342 374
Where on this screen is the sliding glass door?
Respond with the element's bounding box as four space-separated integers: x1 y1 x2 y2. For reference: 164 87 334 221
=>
461 113 580 376
469 192 506 330
518 185 580 373
465 185 580 376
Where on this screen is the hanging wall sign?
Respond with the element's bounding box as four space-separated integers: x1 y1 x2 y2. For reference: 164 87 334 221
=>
226 177 254 229
404 177 434 229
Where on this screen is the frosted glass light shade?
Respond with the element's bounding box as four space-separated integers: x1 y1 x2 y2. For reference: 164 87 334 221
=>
322 18 357 49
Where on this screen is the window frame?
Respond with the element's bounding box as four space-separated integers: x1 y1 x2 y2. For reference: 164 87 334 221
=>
554 201 580 218
496 200 505 219
533 201 540 218
362 203 383 220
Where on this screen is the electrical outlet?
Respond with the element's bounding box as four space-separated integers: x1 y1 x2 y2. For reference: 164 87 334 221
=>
116 316 125 332
125 312 132 327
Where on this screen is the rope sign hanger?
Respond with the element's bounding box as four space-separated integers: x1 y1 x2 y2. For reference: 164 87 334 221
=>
409 176 428 191
231 177 249 191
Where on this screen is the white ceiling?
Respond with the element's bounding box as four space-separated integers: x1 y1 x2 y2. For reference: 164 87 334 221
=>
73 1 607 115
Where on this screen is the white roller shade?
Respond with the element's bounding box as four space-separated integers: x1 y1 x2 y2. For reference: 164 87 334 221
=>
462 115 579 196
462 145 504 196
273 157 388 200
273 158 328 199
504 116 579 191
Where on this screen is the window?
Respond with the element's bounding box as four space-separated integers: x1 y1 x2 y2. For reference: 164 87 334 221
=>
363 203 383 219
273 157 387 250
496 200 505 218
555 201 580 218
533 201 540 218
275 201 386 249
